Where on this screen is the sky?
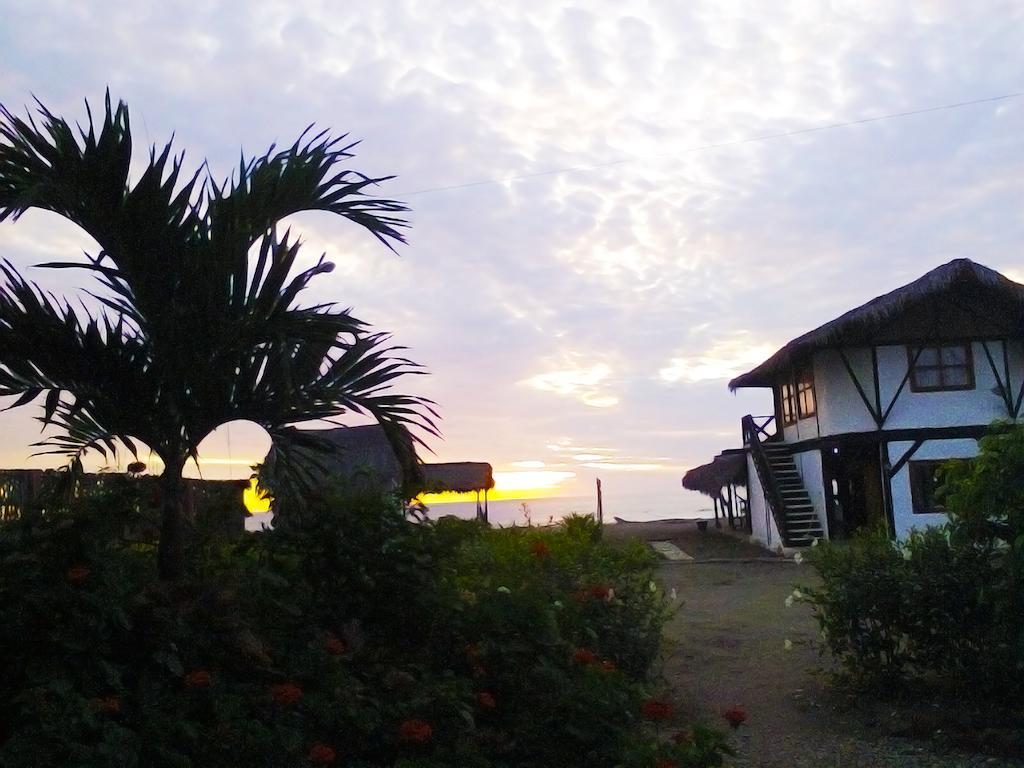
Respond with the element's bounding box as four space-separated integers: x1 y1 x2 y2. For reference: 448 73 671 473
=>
0 1 1022 505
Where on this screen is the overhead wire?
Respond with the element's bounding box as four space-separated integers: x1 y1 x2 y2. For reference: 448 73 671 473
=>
396 91 1024 198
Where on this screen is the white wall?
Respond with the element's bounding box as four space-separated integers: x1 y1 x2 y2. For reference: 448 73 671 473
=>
746 452 782 549
793 448 827 534
814 340 1022 437
887 437 979 538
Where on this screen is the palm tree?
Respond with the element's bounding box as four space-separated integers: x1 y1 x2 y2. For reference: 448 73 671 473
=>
0 93 437 579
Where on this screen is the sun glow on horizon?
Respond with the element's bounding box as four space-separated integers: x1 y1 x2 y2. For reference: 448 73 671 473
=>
243 477 272 514
419 469 576 505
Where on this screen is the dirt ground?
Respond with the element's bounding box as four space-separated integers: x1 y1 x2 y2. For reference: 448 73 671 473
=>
607 520 1023 767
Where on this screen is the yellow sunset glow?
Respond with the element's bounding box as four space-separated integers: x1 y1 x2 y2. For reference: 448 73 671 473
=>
243 477 272 514
419 469 576 505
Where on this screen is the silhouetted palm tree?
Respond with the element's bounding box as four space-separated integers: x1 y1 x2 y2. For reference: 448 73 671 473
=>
0 93 436 579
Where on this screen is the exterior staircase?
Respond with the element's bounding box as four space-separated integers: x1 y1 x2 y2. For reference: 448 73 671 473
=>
760 443 825 547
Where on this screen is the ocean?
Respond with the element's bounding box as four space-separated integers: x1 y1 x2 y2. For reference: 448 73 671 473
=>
245 490 713 530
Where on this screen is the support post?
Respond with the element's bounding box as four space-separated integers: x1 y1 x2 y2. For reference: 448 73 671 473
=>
595 478 603 526
879 441 896 538
483 488 489 524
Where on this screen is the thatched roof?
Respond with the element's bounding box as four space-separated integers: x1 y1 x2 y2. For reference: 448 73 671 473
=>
421 462 495 493
681 451 746 497
272 425 494 495
730 259 1024 389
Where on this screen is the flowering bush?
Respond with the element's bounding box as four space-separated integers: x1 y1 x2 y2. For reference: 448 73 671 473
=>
0 490 730 767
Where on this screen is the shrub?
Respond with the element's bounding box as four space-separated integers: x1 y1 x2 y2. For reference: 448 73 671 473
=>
0 494 730 767
801 423 1024 705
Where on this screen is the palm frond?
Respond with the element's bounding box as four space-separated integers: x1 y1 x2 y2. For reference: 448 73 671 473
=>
0 92 435 500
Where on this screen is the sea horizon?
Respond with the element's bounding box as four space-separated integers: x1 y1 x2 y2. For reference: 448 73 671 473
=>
245 490 716 531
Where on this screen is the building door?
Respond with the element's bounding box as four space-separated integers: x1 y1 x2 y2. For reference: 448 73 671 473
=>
823 442 885 539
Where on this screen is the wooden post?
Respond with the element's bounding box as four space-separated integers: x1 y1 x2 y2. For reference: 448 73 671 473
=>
727 484 736 529
595 478 603 526
475 490 482 521
714 497 721 528
483 488 489 524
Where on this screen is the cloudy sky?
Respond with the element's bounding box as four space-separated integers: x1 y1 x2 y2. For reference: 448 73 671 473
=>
1 1 1022 503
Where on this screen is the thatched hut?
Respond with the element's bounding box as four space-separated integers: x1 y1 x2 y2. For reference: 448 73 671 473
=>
421 462 495 521
681 449 747 529
266 424 496 520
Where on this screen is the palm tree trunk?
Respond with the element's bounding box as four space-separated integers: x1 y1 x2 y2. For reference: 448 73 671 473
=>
157 458 187 580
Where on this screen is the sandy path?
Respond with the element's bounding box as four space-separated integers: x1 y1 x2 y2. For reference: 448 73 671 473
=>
655 560 1022 768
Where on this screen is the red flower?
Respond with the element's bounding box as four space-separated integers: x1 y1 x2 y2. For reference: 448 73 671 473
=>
530 540 551 558
600 659 617 672
572 647 598 665
184 670 212 689
324 636 347 655
589 582 612 600
655 760 679 768
477 691 497 710
722 706 747 729
398 718 433 743
89 695 122 715
270 682 304 705
641 698 674 721
66 565 90 585
671 728 694 745
308 742 336 765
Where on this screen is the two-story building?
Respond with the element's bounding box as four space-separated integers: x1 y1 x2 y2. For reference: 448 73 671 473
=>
729 258 1024 549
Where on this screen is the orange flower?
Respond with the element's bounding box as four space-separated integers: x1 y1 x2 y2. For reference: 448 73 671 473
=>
600 659 617 672
270 682 303 705
571 647 598 665
324 636 347 655
184 670 211 689
66 565 90 584
641 698 674 721
308 742 336 764
722 705 747 729
530 540 551 558
398 718 433 743
89 695 122 715
477 691 497 710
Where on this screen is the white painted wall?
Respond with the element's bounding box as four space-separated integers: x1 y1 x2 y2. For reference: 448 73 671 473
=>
793 448 828 535
887 437 979 538
814 340 1023 437
746 451 783 549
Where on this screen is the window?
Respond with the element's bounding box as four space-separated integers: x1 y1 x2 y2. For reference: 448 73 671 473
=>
780 381 796 425
780 367 814 425
908 459 969 514
908 343 974 392
796 367 816 419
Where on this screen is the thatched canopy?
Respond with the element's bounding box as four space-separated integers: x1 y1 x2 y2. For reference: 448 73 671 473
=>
730 259 1024 389
285 424 405 489
682 451 746 498
421 462 495 494
270 425 493 496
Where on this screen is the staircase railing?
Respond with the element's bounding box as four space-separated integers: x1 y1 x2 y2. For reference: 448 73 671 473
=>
741 414 791 545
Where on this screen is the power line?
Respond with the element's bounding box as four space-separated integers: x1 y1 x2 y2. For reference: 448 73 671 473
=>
397 91 1024 198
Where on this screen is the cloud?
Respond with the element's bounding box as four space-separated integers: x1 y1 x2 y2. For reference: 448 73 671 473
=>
0 0 1022 502
522 361 619 408
659 334 779 384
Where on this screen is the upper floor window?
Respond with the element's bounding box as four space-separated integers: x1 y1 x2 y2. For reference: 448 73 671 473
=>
780 366 815 425
796 367 816 419
780 381 796 425
908 343 974 392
